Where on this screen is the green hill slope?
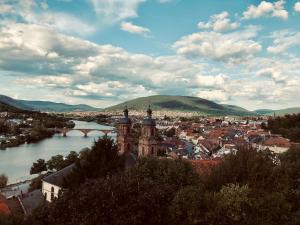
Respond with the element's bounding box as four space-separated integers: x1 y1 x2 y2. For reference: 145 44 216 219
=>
19 100 101 112
0 101 29 113
105 95 254 116
0 94 101 112
0 95 33 111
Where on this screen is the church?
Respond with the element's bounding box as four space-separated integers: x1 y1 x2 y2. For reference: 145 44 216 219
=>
117 106 163 158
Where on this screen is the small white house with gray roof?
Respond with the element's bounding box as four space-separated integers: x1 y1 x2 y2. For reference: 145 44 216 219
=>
42 163 75 202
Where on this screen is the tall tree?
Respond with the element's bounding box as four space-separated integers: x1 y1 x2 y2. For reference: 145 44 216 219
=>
30 159 47 175
0 174 8 189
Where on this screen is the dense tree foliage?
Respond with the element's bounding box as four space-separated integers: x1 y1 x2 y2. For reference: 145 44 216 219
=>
163 127 176 137
28 151 79 191
268 113 300 142
30 159 47 175
25 158 198 225
64 135 125 188
4 141 300 225
0 214 23 225
0 174 8 189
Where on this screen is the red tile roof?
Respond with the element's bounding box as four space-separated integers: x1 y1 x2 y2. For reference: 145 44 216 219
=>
189 159 221 175
264 137 291 148
0 195 11 215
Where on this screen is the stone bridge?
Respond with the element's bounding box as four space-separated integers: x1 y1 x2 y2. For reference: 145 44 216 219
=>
54 128 116 137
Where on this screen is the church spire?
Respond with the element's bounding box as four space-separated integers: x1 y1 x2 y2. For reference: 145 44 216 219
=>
147 105 152 118
123 105 129 118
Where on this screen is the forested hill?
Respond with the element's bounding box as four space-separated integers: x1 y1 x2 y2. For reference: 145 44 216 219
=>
0 101 29 113
0 95 101 112
105 95 254 116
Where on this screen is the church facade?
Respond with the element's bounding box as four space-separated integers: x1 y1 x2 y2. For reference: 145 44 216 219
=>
116 106 133 155
117 106 159 158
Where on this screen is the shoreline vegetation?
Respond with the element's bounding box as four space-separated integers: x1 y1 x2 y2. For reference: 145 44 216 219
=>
0 112 75 150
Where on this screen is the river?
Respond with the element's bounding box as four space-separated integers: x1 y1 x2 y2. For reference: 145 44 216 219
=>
0 120 116 184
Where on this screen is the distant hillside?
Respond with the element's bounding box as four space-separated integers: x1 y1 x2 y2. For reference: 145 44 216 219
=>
0 95 33 111
255 107 300 116
0 101 29 113
105 95 254 116
0 95 101 112
19 100 101 112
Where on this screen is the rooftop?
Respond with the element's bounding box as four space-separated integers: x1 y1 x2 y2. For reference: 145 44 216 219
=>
43 163 75 187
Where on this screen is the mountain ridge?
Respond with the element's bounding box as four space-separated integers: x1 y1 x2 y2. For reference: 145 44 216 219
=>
0 95 101 112
105 95 254 116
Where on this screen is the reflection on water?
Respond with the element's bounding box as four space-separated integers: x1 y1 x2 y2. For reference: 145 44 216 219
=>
0 121 115 184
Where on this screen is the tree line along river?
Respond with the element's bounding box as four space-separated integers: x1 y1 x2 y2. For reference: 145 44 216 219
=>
0 120 115 184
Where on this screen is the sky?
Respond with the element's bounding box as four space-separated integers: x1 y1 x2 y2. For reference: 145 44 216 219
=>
0 0 300 110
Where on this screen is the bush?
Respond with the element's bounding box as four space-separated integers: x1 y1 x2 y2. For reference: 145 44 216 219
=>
0 174 8 189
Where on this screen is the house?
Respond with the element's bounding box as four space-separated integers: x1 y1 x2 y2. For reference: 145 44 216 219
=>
189 159 221 175
20 190 44 215
260 136 291 154
42 164 75 202
0 194 11 215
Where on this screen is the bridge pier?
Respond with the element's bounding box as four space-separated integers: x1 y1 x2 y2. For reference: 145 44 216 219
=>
101 130 111 135
59 127 70 137
78 129 92 137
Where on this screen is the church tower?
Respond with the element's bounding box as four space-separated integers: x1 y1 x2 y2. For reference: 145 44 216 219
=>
117 106 133 155
138 106 158 157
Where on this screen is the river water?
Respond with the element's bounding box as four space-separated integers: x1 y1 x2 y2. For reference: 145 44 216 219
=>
0 121 115 184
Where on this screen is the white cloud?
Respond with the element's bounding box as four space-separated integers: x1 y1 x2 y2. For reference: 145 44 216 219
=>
0 23 101 74
195 74 227 88
242 0 288 20
24 12 96 36
89 0 145 24
295 2 300 12
173 26 261 63
198 11 240 32
0 0 95 36
120 22 150 36
267 30 300 54
16 75 72 88
0 3 13 14
157 0 172 3
257 67 288 83
71 81 157 100
196 90 228 102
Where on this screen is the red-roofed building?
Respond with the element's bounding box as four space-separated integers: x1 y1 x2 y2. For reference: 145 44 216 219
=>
0 194 11 215
259 136 291 153
189 159 221 175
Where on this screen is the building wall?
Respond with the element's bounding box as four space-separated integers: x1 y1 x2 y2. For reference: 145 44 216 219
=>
42 181 61 202
138 137 158 157
117 123 132 154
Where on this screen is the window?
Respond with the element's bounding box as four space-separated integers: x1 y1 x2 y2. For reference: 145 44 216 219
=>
44 192 47 200
151 128 154 136
151 147 154 155
142 147 144 155
127 143 130 152
51 186 55 201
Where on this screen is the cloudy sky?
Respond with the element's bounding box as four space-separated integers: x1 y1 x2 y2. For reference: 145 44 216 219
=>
0 0 299 110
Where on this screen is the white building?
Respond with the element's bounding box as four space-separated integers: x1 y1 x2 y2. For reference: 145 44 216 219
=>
42 164 75 202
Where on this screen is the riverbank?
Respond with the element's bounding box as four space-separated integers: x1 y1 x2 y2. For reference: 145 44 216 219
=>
1 180 32 199
0 130 55 150
0 120 115 184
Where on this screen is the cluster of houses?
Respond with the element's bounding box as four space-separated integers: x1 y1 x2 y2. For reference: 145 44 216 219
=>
0 109 295 216
0 113 35 146
155 116 292 160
